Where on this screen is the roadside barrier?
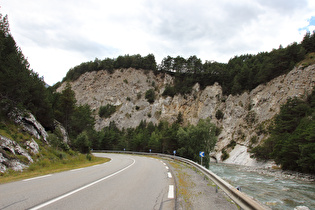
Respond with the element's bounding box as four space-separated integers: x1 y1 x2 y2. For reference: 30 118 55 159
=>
93 150 269 210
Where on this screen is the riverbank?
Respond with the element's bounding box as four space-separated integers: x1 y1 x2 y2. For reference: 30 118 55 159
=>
242 166 315 182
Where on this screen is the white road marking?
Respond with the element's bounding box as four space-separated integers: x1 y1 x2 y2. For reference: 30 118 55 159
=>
29 158 136 210
165 166 169 170
23 174 52 182
70 168 84 172
168 172 172 178
168 185 174 199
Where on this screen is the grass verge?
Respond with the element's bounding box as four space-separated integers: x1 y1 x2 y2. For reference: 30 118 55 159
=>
169 160 193 209
0 154 110 184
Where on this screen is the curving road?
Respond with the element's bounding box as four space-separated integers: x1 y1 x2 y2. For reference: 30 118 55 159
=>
0 153 175 210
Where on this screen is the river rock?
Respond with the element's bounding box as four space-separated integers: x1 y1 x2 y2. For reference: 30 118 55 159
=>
294 206 310 210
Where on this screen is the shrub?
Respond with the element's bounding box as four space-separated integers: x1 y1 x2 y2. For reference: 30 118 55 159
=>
99 104 116 118
250 136 258 144
137 92 142 100
245 111 257 125
227 140 236 149
215 109 224 120
145 89 155 104
162 85 176 97
221 149 229 161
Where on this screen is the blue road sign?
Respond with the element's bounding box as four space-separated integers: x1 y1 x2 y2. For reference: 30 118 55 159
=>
173 150 176 155
199 151 205 157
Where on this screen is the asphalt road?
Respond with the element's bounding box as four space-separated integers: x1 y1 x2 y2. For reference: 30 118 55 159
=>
0 153 175 210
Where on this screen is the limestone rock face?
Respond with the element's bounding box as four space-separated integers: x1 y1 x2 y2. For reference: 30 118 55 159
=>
0 135 35 173
58 65 315 167
54 120 69 144
0 109 49 173
25 138 40 155
9 110 48 144
58 68 175 130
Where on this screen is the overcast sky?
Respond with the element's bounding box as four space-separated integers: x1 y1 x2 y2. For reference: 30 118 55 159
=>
2 0 315 85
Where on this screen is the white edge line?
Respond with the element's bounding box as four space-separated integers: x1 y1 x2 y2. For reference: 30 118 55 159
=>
30 158 136 210
23 174 52 182
168 172 172 178
168 185 174 199
70 168 84 172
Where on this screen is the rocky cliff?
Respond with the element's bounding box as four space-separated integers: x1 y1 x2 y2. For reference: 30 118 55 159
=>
0 107 71 173
0 110 47 173
58 64 315 167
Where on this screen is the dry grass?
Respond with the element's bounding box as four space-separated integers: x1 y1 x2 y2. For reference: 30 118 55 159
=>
0 155 110 184
298 52 315 68
169 160 193 208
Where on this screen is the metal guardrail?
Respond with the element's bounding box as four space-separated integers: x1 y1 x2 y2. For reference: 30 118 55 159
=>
93 150 269 210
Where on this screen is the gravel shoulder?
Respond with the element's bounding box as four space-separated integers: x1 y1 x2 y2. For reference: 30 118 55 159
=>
165 159 238 210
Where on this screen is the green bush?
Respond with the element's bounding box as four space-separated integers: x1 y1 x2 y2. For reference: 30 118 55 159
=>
99 104 116 118
215 109 224 120
251 89 315 173
162 85 176 97
145 89 155 104
227 140 236 149
221 149 229 161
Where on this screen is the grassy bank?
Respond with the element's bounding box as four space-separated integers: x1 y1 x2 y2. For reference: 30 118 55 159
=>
0 153 110 184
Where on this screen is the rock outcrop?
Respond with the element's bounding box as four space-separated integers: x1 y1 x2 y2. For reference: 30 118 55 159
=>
8 110 48 144
0 135 38 173
58 64 315 167
0 110 49 173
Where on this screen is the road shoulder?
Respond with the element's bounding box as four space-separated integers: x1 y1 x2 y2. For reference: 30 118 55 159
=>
165 159 238 210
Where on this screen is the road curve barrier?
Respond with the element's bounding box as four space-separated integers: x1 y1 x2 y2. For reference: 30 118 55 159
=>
93 150 269 210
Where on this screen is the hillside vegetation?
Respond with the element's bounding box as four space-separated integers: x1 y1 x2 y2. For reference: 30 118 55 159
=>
252 87 315 173
60 31 315 97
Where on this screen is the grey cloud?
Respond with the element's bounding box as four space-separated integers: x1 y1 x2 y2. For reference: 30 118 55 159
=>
144 0 264 59
257 0 308 14
16 18 117 58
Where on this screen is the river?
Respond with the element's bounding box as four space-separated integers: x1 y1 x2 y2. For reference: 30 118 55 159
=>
209 163 315 209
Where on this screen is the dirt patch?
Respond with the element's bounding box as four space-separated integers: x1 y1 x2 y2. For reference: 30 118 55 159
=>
166 159 238 210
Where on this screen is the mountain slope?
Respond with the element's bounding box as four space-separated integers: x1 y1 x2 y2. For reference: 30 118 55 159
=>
58 64 315 166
